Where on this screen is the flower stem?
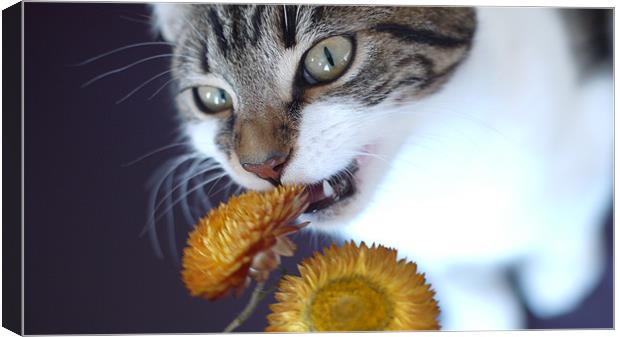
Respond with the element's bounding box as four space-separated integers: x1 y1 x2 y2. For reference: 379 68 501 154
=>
224 281 267 333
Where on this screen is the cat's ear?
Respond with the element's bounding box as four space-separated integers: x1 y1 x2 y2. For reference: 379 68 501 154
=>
150 4 187 42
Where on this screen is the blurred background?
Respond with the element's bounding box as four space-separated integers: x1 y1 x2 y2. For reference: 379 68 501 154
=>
23 3 612 333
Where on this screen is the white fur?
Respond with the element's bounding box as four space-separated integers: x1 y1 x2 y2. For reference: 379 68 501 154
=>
298 8 611 329
182 7 611 330
151 4 187 41
328 8 611 329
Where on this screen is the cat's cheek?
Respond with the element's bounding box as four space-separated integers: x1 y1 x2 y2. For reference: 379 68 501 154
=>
281 102 363 184
185 121 221 160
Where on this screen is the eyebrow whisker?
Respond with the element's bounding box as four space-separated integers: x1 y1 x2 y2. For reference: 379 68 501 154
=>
71 41 174 66
115 68 174 104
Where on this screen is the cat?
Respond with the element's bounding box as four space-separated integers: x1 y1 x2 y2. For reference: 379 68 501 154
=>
150 4 612 330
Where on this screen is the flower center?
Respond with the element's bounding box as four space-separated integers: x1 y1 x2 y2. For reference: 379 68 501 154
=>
307 276 392 331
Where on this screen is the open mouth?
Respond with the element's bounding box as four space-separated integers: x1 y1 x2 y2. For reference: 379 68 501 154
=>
303 161 359 213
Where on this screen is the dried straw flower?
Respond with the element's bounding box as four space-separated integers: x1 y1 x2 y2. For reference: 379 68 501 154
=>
181 185 309 300
267 241 440 332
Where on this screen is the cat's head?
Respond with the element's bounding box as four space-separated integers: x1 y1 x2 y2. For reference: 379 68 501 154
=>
152 4 475 232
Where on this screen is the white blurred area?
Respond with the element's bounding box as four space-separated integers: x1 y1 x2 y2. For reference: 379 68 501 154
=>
339 8 613 329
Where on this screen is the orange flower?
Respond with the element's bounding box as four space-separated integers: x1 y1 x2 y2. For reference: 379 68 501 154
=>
181 185 309 300
267 241 440 331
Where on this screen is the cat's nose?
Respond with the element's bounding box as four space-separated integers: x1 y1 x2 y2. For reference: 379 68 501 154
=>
241 153 288 183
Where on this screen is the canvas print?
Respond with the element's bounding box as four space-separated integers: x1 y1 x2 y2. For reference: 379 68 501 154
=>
5 2 613 334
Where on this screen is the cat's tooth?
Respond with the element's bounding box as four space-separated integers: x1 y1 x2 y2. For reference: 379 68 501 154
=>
323 179 335 197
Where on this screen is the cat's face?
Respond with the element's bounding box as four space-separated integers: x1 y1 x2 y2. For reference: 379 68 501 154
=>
153 4 475 231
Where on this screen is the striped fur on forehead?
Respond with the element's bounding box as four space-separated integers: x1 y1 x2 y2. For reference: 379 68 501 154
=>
170 4 476 105
164 5 476 154
312 6 477 106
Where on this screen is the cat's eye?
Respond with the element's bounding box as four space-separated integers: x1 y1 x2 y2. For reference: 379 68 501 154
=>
192 86 233 114
303 36 354 84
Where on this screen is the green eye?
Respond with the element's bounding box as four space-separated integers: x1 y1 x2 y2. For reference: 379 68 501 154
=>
303 35 354 84
192 86 233 114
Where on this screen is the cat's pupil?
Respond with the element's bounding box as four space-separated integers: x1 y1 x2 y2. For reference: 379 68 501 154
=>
324 47 335 67
191 86 233 114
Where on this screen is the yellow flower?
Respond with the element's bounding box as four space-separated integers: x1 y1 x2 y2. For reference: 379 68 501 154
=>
181 185 309 300
266 241 440 331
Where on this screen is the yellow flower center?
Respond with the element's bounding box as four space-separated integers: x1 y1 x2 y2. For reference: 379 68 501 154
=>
307 276 393 331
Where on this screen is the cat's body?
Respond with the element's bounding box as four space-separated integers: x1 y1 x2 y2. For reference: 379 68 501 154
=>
327 8 612 329
152 5 612 330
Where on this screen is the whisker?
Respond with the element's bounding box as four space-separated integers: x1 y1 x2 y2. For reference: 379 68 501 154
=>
152 122 192 149
186 164 227 223
152 162 222 217
312 232 319 251
144 161 177 259
205 175 235 200
178 158 209 226
122 141 192 167
71 41 174 67
148 76 178 100
343 150 389 163
142 154 199 241
192 174 215 216
137 13 154 20
341 149 401 178
224 179 235 197
81 53 176 88
154 172 229 224
163 171 180 264
119 15 152 26
219 179 237 203
115 68 175 104
205 174 229 198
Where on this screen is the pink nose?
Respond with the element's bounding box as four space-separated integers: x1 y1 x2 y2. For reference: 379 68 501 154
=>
241 154 288 182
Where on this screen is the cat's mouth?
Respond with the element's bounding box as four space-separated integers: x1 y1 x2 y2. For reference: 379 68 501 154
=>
303 161 359 213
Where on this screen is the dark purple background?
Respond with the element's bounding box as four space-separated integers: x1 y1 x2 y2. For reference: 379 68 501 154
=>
23 3 613 334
